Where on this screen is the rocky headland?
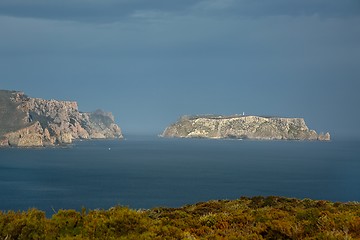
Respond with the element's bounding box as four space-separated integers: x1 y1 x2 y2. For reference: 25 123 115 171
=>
0 90 123 147
162 115 330 141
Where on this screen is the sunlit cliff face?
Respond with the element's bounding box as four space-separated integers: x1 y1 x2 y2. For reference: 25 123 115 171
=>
162 115 330 141
0 90 122 147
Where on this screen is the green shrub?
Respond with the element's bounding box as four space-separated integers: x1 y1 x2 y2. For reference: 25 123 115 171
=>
0 196 359 239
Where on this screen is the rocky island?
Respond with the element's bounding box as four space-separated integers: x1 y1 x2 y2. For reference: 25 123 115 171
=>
162 115 330 141
0 90 123 147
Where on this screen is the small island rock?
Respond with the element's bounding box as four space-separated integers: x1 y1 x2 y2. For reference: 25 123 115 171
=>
161 115 330 141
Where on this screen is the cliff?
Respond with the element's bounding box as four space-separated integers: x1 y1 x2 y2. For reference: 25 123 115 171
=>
161 115 330 141
0 90 123 147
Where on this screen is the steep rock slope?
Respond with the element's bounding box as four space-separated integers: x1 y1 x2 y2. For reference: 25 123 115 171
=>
0 90 122 147
162 115 330 141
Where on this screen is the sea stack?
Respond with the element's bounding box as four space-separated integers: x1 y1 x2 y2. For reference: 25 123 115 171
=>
161 115 330 141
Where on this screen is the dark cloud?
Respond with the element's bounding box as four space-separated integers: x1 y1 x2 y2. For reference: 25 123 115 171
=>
198 0 360 18
0 0 358 22
0 0 194 22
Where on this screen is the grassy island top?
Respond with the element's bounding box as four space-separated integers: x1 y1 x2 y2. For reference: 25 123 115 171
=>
180 114 286 121
1 196 359 239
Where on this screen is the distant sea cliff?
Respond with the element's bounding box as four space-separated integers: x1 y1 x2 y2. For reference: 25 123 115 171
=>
162 115 330 141
0 90 123 147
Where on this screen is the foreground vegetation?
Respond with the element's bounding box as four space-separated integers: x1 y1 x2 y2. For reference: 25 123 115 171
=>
1 196 359 239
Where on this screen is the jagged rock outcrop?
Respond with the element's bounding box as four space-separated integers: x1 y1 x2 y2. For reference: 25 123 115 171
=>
161 115 330 141
0 90 123 147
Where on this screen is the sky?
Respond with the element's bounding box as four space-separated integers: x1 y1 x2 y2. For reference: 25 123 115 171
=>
0 0 359 138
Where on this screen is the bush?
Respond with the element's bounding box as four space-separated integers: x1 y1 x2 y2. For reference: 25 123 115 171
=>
0 196 359 239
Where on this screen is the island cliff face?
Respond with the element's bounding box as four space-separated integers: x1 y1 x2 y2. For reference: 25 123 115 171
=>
0 90 123 147
162 115 330 141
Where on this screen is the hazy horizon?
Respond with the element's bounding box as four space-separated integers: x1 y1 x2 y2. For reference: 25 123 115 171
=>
1 0 359 138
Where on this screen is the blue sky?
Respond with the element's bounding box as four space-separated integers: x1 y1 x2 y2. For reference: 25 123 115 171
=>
1 0 359 137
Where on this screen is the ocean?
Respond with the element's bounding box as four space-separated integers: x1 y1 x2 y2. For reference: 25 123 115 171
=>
0 136 359 215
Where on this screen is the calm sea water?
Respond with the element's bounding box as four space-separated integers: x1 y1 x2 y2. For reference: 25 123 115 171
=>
0 136 359 215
